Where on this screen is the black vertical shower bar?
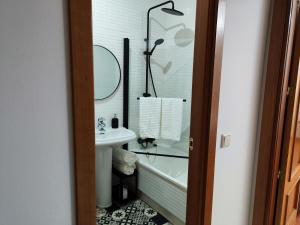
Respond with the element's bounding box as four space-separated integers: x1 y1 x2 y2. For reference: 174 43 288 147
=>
123 38 130 150
144 1 175 97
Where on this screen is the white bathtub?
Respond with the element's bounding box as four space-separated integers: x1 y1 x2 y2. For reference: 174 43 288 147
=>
133 146 188 223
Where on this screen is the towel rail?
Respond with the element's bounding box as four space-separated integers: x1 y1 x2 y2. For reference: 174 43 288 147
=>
137 97 187 102
133 151 189 159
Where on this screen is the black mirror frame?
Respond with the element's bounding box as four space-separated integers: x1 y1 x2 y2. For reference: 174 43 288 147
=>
93 45 122 101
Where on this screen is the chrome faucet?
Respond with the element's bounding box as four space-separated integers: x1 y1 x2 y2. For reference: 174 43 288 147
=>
97 117 106 134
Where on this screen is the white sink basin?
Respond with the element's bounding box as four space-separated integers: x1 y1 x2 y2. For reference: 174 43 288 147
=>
95 127 136 208
95 127 136 147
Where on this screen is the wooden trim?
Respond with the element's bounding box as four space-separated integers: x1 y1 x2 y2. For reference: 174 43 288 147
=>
68 1 96 225
252 0 298 225
186 0 225 224
68 0 224 225
275 10 300 224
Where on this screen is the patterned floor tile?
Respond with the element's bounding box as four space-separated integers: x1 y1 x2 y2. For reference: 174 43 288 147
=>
96 199 170 225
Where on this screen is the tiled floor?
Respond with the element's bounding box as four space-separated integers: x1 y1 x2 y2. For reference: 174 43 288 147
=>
96 200 171 225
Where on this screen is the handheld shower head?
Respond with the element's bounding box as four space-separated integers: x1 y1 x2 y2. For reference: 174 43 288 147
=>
149 39 165 55
161 7 184 16
155 39 165 45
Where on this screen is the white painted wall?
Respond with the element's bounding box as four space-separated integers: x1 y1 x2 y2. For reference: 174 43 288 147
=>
212 1 271 225
0 1 75 225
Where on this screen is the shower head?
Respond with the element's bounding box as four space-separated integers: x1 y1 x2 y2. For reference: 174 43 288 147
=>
161 7 184 16
155 39 165 45
148 39 165 55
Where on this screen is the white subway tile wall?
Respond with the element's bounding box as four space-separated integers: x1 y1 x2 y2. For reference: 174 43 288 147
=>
92 0 196 151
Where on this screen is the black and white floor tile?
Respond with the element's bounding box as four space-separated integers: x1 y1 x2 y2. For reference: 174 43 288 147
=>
96 200 171 225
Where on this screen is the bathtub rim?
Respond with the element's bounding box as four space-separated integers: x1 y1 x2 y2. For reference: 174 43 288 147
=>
137 159 187 192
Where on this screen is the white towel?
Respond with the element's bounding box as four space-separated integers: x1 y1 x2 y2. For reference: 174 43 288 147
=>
161 98 183 141
139 97 162 139
113 161 136 175
112 148 137 166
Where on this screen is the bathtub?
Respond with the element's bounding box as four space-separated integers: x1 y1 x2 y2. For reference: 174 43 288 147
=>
133 146 188 223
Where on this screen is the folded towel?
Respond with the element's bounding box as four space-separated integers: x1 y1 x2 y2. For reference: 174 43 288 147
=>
112 148 137 166
161 98 183 141
139 97 162 139
113 161 136 175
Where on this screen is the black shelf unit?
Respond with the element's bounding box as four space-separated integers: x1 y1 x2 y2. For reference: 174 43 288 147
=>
112 167 138 204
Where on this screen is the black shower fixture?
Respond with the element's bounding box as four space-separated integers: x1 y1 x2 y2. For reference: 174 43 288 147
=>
161 8 184 16
145 39 165 56
143 1 184 97
154 38 165 46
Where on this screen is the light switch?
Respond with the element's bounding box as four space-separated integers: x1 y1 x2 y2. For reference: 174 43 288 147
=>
221 135 231 148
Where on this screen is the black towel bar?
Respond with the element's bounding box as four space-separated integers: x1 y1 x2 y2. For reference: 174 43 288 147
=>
133 151 189 159
137 97 187 102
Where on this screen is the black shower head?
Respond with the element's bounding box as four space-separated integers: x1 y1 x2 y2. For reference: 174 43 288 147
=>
149 39 165 55
155 39 165 45
161 7 184 16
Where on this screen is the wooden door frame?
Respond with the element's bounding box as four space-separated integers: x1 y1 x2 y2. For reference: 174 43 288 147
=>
68 0 225 225
274 8 300 224
252 0 299 225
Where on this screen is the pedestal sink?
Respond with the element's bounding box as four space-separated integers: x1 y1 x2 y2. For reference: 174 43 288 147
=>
95 127 136 208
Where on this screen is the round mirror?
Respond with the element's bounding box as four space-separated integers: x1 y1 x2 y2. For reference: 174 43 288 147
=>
93 45 121 100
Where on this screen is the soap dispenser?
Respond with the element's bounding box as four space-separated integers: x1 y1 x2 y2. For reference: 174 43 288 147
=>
111 114 119 129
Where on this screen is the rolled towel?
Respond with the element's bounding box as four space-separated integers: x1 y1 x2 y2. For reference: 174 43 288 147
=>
112 148 137 166
113 161 136 175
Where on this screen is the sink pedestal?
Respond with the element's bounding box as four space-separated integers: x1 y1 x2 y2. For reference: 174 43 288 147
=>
96 146 112 208
95 127 136 208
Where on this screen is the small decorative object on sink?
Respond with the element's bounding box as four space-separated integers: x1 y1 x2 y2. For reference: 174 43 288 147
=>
95 127 136 208
111 114 119 129
97 117 106 134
